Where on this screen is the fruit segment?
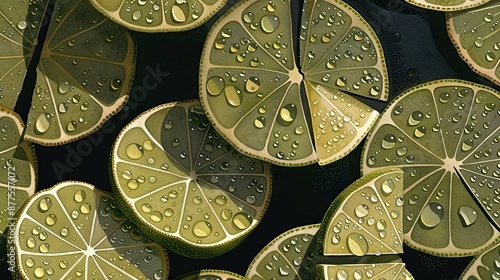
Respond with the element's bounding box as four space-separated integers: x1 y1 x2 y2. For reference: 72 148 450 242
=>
405 0 490 11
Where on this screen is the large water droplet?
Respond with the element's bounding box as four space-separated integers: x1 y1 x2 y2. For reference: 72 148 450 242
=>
232 212 252 230
347 233 369 256
408 111 423 126
224 85 242 107
381 134 396 149
193 221 212 238
38 198 52 212
458 205 477 227
207 76 224 96
278 104 296 126
420 203 444 228
245 77 260 93
126 144 144 160
355 204 369 218
261 15 280 33
34 113 50 134
172 5 187 23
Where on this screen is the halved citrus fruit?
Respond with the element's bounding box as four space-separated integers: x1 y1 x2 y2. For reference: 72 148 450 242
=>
0 106 37 234
89 0 228 32
199 0 388 166
177 269 250 280
22 0 136 146
459 241 500 279
246 168 414 280
447 1 500 86
404 0 491 11
0 0 49 109
13 181 169 280
361 79 500 257
110 99 272 258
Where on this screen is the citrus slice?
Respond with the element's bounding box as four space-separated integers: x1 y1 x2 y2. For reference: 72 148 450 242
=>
361 79 500 257
0 0 49 109
0 106 37 234
199 0 387 166
404 0 491 11
177 269 250 280
13 180 169 280
110 99 272 258
246 168 413 280
23 0 136 146
459 241 500 279
89 0 228 32
447 1 500 86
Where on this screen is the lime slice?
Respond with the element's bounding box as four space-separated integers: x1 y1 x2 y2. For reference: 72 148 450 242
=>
447 1 500 86
199 0 387 166
404 0 491 11
361 79 500 257
177 269 250 280
246 169 413 280
0 106 37 234
110 99 272 258
0 0 49 109
13 180 169 280
459 241 500 279
89 0 228 32
23 0 136 146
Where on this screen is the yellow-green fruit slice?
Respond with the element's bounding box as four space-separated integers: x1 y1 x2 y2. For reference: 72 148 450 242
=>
404 0 490 11
447 1 500 85
0 106 37 234
361 79 500 257
23 0 136 146
459 241 500 279
199 0 387 167
177 269 250 280
316 263 413 280
111 100 272 258
0 0 49 109
318 168 404 257
89 0 228 32
13 181 169 280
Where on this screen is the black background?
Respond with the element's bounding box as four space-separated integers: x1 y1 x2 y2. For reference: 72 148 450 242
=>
4 0 500 279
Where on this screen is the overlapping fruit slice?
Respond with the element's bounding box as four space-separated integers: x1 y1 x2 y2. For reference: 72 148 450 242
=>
200 0 387 166
246 169 413 280
404 0 490 11
13 181 169 280
22 0 135 146
0 0 48 109
110 100 272 258
447 1 500 86
89 0 228 32
361 79 500 257
459 241 500 279
177 269 250 280
0 106 37 234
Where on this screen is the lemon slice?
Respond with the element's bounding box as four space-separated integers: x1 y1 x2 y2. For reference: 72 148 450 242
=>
13 180 169 280
22 0 135 146
0 0 49 109
361 79 500 257
0 106 37 234
459 241 500 279
246 168 413 280
110 99 272 258
177 269 250 280
404 0 491 11
199 0 387 166
447 1 500 85
89 0 228 32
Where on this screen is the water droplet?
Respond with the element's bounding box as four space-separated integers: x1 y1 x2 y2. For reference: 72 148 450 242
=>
80 203 91 214
132 10 142 21
245 77 260 93
459 205 477 227
420 203 444 228
232 212 253 230
150 211 163 222
355 204 369 218
126 144 144 160
347 233 368 256
27 237 36 248
381 134 396 149
393 104 404 115
408 111 423 126
193 221 212 238
486 51 496 62
278 104 296 126
38 198 52 212
34 267 45 278
110 79 122 91
254 116 266 129
261 15 280 33
381 179 395 195
414 126 426 138
45 214 57 226
172 5 187 23
34 113 50 134
461 139 474 152
207 76 224 96
224 85 242 107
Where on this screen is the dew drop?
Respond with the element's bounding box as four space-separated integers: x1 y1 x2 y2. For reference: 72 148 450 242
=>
132 10 142 21
278 104 296 126
261 15 280 33
245 77 260 93
150 211 163 222
126 144 144 160
38 198 52 212
408 111 423 126
171 5 186 23
45 214 57 226
80 203 91 214
224 85 242 107
206 76 224 96
110 79 122 91
458 205 477 227
34 113 50 134
232 212 253 230
34 267 45 278
381 179 395 195
381 134 396 149
254 116 266 129
347 233 368 256
355 204 369 218
193 221 212 238
420 203 444 228
461 139 474 152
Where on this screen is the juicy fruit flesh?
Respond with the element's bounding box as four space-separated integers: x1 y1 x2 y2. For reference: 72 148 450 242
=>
112 101 271 257
362 79 500 256
200 0 388 166
15 182 168 280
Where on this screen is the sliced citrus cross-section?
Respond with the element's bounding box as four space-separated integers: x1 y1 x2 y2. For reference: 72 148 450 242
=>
13 181 169 280
22 0 136 146
110 99 272 258
200 0 387 166
0 0 49 109
177 269 250 280
89 0 229 32
361 79 500 257
0 106 37 234
447 1 500 86
404 0 491 11
459 240 500 279
246 168 413 280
